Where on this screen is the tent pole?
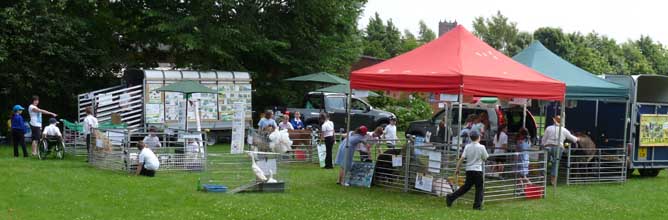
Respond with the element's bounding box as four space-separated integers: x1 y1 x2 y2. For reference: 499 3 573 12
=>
595 100 599 129
622 99 630 181
522 102 527 128
455 85 463 189
343 87 353 186
185 94 189 131
555 96 566 195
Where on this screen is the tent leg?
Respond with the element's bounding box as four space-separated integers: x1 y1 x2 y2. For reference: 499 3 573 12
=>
455 86 463 189
522 102 527 128
343 87 353 186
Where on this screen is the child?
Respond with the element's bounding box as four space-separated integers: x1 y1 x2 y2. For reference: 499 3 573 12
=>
10 105 28 157
136 141 160 177
42 118 62 138
516 128 532 185
82 107 98 161
446 130 488 210
383 117 398 148
142 126 162 149
278 113 294 130
492 125 508 175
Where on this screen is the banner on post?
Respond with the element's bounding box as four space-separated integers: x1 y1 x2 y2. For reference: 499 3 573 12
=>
230 102 246 154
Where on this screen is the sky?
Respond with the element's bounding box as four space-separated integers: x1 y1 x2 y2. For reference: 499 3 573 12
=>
360 0 668 44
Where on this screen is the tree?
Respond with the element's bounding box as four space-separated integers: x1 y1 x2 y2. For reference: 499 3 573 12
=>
622 42 655 74
533 27 575 59
635 36 668 74
0 0 368 135
472 11 531 56
417 20 436 44
399 29 419 54
361 13 402 58
383 19 402 57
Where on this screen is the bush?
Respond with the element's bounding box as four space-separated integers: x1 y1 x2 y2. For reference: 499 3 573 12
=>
377 94 433 130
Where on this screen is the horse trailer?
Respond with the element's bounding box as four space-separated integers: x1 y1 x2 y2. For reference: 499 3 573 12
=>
77 69 252 145
604 74 668 177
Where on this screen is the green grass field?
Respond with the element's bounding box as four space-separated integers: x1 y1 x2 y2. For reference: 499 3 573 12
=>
1 144 667 220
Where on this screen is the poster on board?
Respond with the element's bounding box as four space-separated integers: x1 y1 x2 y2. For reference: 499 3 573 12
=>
345 162 375 188
639 114 668 147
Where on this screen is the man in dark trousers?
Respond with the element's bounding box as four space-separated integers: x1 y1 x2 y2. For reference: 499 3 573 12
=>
446 130 489 210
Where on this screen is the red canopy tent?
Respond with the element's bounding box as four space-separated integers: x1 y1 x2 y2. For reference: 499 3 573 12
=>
343 26 567 189
350 25 565 101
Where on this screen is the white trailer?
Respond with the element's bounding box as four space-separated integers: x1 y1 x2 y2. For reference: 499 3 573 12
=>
77 69 252 144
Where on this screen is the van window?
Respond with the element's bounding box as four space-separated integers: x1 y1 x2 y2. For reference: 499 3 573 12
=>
351 99 367 111
306 95 323 109
325 96 346 111
433 108 484 125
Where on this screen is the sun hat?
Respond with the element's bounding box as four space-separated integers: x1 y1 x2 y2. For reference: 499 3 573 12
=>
49 118 58 124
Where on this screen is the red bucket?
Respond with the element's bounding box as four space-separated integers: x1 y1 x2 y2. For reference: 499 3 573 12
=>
524 184 543 199
295 150 306 161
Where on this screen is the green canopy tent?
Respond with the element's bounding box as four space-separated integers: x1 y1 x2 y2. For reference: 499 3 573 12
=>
284 72 349 85
514 41 631 187
316 83 380 97
155 81 218 131
513 41 628 101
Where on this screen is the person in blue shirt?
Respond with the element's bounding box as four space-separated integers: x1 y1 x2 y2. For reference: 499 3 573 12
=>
290 111 305 130
10 105 28 157
257 110 277 132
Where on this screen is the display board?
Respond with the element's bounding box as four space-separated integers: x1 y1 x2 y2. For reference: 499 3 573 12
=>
145 83 164 123
218 83 252 122
345 162 375 187
639 114 668 147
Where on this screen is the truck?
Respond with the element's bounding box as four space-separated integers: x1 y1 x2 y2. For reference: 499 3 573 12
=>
407 103 538 144
77 69 253 145
604 74 668 177
286 92 395 131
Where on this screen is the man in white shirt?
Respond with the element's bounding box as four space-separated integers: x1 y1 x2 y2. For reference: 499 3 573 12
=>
82 107 98 161
320 112 335 169
541 115 578 186
28 95 57 156
383 117 398 148
447 130 489 210
136 141 160 177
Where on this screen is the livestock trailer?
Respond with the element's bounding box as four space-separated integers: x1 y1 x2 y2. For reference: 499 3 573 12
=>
604 74 668 177
77 69 252 145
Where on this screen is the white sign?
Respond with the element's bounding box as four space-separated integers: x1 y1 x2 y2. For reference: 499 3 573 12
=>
317 144 327 168
353 90 369 98
392 155 402 167
439 94 458 102
510 98 529 105
119 93 131 110
428 150 442 173
230 102 246 154
415 173 433 192
97 93 113 107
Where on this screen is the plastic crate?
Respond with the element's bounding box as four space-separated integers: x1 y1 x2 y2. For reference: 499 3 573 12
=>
202 184 228 193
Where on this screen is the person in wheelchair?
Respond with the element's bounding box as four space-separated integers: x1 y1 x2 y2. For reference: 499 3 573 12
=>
42 118 63 147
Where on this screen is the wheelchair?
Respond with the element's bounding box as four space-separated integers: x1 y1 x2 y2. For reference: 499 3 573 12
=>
38 135 65 160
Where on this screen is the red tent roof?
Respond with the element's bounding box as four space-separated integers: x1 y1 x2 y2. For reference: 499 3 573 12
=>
350 25 566 101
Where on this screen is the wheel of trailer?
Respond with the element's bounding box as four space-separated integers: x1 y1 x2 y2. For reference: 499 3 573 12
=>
639 169 661 177
55 141 65 160
206 133 217 146
37 139 48 160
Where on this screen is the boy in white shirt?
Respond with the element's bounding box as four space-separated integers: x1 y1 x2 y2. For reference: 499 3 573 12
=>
142 126 162 149
82 107 98 161
136 141 160 177
42 118 62 138
446 130 489 210
383 117 398 148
